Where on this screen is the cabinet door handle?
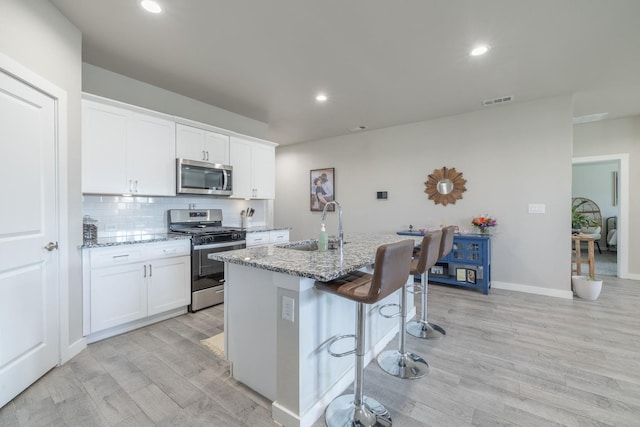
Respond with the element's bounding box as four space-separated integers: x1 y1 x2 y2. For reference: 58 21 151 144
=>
205 151 209 161
149 264 152 277
134 180 138 193
144 264 147 277
202 150 206 160
129 180 133 192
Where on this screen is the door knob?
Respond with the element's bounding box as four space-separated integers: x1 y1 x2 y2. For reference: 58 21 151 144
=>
44 242 59 251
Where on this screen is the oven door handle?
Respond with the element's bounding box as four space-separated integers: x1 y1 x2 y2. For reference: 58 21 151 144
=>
193 240 246 251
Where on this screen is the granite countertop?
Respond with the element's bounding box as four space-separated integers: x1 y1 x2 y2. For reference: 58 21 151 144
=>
243 226 291 233
81 233 191 249
208 233 421 282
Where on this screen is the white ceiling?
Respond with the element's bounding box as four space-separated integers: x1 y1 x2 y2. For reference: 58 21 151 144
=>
50 0 640 145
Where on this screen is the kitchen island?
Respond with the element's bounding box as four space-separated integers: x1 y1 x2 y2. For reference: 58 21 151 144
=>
209 233 420 427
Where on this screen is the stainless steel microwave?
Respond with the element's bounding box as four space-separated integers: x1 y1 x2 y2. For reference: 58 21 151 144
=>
176 159 233 196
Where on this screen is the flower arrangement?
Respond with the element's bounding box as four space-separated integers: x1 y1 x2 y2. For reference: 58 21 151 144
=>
471 215 497 234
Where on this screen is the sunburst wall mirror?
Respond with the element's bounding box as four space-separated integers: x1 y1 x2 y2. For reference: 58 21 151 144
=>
424 166 467 206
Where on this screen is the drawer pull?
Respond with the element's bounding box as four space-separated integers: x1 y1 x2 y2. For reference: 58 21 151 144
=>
112 254 129 259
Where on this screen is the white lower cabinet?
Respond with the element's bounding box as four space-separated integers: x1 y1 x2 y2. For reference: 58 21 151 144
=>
90 262 148 333
83 240 190 339
246 230 289 247
246 231 270 247
269 229 290 244
147 256 190 316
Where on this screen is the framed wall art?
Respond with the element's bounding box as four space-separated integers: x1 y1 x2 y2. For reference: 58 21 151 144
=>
310 168 335 211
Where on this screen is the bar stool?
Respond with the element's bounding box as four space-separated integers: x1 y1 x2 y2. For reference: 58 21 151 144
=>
315 239 414 427
407 226 455 340
376 231 441 379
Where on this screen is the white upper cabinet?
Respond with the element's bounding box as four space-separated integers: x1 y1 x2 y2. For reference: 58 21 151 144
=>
82 97 176 196
230 136 276 199
129 112 176 196
82 95 277 198
82 100 129 194
176 123 230 165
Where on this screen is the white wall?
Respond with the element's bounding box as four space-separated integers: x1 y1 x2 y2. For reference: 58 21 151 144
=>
573 116 640 276
275 96 574 297
82 63 269 141
0 0 83 346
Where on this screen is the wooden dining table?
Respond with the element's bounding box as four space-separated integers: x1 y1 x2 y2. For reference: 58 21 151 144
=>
572 233 596 277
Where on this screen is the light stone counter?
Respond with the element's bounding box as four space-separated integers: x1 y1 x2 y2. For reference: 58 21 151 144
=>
80 233 191 249
209 232 420 281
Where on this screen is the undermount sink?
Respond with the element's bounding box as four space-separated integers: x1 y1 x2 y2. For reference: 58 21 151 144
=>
276 240 348 252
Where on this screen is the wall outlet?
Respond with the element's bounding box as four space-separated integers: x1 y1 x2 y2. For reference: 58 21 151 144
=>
528 203 546 214
282 296 295 322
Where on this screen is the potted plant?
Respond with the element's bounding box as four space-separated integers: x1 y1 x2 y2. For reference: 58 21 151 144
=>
571 275 603 300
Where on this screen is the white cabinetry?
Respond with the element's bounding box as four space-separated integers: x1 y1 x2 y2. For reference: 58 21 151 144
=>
82 97 176 196
83 240 190 340
246 231 270 247
269 229 290 244
176 123 230 164
230 136 276 199
246 230 289 247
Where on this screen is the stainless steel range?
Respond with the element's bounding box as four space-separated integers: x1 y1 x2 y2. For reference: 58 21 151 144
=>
169 209 246 312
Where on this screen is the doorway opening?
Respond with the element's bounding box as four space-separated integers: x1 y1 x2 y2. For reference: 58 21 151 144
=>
572 154 629 278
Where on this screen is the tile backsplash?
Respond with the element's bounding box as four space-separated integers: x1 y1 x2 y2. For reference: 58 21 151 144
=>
83 195 270 237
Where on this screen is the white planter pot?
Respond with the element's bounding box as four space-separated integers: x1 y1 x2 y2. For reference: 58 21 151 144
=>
571 275 603 300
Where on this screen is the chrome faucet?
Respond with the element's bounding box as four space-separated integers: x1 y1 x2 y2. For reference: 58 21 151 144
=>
321 201 343 252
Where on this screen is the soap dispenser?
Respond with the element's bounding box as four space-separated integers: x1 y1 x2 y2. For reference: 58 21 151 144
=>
318 223 329 252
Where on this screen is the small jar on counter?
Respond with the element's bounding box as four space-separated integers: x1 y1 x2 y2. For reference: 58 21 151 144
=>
83 215 98 244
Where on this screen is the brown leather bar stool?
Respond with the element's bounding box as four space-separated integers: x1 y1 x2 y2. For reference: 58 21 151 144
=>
407 226 454 339
315 239 414 427
376 233 441 379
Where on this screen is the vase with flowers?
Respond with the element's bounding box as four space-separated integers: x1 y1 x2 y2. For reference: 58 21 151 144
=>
471 215 497 234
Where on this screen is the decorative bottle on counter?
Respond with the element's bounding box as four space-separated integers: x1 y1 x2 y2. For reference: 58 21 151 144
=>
83 215 98 244
318 223 328 252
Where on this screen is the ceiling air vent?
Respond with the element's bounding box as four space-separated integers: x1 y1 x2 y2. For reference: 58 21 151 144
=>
482 96 514 107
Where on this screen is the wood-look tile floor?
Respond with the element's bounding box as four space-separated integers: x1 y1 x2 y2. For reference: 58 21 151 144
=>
2 276 639 426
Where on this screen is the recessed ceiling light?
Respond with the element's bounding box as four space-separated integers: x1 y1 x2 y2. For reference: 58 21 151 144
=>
315 94 328 102
470 45 490 56
141 0 162 14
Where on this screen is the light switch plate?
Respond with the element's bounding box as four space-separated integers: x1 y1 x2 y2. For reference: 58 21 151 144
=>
528 203 546 214
282 296 295 322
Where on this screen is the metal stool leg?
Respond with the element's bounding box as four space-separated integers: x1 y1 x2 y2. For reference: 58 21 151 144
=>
325 302 392 427
406 271 445 339
376 284 429 379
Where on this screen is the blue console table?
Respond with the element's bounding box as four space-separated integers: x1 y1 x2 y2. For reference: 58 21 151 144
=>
397 231 491 295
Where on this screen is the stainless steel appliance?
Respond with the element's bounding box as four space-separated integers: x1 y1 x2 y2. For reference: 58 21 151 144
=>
176 158 233 196
169 209 245 311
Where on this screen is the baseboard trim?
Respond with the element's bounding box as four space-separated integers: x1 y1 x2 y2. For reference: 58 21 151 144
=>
61 337 87 364
492 281 574 299
85 307 188 344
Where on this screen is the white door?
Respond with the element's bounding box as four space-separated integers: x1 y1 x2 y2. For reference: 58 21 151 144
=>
0 70 59 407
